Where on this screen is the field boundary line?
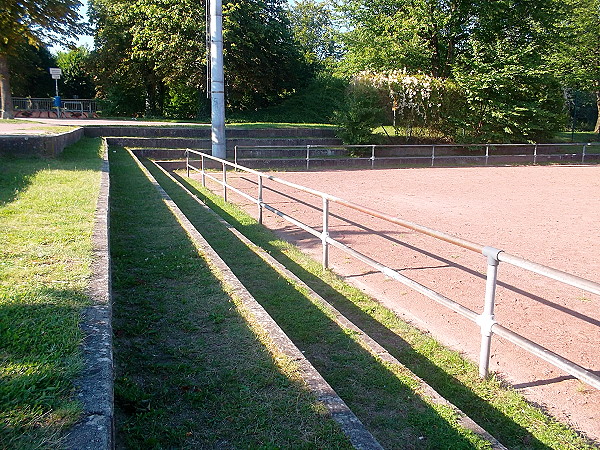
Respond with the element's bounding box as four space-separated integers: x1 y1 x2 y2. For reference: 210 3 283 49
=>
126 150 383 450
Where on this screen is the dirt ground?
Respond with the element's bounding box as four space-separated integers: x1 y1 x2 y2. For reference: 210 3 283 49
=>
199 164 600 444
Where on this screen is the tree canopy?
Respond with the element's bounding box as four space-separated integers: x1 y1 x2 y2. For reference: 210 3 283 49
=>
0 0 85 118
90 0 310 116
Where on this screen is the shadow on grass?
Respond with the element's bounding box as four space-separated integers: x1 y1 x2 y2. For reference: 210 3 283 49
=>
162 171 568 450
147 166 562 449
0 287 87 448
109 148 353 448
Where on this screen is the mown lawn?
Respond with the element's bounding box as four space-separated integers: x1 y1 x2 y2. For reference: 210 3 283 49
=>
0 138 103 448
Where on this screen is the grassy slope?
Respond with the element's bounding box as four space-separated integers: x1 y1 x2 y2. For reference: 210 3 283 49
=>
0 138 103 448
109 148 353 448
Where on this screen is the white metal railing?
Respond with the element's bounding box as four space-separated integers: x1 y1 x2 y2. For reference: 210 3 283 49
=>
185 148 600 389
234 142 600 168
12 97 98 116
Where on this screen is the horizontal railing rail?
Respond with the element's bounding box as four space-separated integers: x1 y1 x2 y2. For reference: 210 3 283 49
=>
234 142 600 168
185 148 600 390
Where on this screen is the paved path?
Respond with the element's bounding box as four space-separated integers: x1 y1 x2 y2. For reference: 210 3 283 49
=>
0 118 208 136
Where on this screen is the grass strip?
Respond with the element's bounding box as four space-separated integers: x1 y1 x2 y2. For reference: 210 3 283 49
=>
0 138 103 448
161 165 596 449
109 147 353 448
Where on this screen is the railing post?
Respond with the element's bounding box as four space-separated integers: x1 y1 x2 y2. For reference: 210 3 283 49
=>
582 143 587 164
306 145 311 170
478 246 502 378
485 145 489 166
533 143 538 165
322 197 329 269
201 154 206 187
222 162 227 202
431 145 435 167
186 149 190 178
258 175 263 225
234 145 238 168
371 145 375 169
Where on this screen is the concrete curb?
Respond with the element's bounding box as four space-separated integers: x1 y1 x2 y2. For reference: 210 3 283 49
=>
129 150 383 450
0 128 84 157
64 139 114 449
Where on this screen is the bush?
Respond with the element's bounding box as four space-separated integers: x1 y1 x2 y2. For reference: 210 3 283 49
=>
334 82 385 145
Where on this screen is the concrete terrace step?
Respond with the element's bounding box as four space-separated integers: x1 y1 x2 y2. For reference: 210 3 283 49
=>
104 136 342 150
84 126 339 139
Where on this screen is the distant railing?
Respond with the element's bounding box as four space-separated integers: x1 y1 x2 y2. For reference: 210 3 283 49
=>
12 97 98 118
234 142 600 168
185 148 600 390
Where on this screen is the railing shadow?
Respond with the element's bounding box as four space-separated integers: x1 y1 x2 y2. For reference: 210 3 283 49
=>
171 171 560 449
231 174 600 329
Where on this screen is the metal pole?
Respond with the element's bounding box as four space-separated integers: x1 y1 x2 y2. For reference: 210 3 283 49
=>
431 145 435 167
322 197 329 269
371 145 375 169
55 79 60 118
533 144 538 165
582 143 587 164
234 145 238 167
306 145 310 170
222 162 227 202
186 149 190 178
479 246 502 378
258 175 263 224
485 145 489 166
201 155 206 187
210 0 226 159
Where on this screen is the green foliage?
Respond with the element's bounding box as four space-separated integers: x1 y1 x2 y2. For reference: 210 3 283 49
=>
288 0 341 67
229 72 346 123
90 0 311 116
453 42 566 143
334 0 568 143
551 0 600 132
55 47 95 98
0 0 85 118
7 44 56 97
334 81 385 145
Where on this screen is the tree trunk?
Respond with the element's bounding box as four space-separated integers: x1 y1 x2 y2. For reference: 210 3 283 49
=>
0 53 14 119
595 91 600 134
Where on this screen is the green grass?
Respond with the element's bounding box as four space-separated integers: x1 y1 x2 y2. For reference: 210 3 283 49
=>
109 148 353 448
553 131 600 143
0 138 103 448
159 166 596 449
144 162 495 449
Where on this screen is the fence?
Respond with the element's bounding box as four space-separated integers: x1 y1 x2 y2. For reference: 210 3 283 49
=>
12 97 98 118
234 142 600 168
185 148 600 389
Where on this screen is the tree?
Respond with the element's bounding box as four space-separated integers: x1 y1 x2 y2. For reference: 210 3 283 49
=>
552 0 600 133
288 0 341 67
56 47 96 98
0 0 84 118
90 0 310 116
8 44 57 97
335 0 567 142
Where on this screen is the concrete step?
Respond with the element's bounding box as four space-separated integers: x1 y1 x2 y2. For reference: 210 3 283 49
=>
85 126 339 139
105 136 342 150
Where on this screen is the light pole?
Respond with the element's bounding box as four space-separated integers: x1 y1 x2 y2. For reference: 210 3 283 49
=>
210 0 226 159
